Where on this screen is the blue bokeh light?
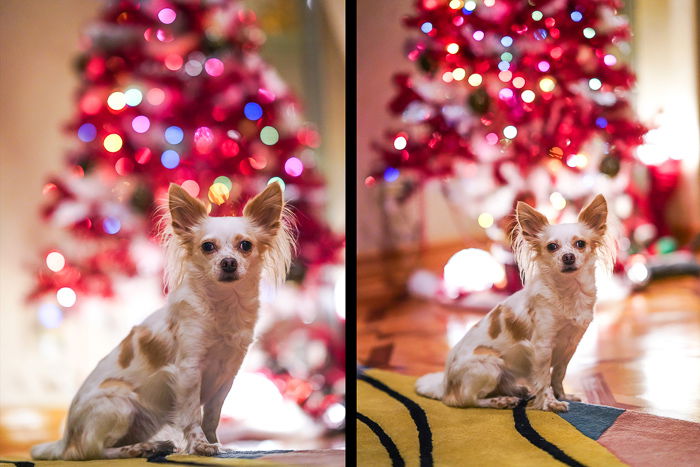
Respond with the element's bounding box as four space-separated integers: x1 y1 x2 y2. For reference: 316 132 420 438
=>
244 102 263 120
500 36 513 47
421 22 432 33
77 123 97 142
164 126 184 145
571 11 583 22
534 29 548 40
161 149 180 169
596 117 608 129
384 167 400 182
103 217 121 234
498 61 511 71
38 303 63 328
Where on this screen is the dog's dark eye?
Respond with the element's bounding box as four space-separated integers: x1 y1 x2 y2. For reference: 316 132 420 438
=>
546 243 559 252
201 242 216 253
575 240 586 249
239 240 252 252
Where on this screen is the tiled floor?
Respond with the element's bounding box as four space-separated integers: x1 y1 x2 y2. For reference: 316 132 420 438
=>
358 276 700 423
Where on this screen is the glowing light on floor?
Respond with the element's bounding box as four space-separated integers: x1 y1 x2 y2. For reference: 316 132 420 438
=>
221 372 310 433
627 260 649 284
444 248 506 297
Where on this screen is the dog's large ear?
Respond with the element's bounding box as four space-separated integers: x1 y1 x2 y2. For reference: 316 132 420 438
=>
516 201 549 241
169 183 207 237
243 182 283 233
578 194 607 235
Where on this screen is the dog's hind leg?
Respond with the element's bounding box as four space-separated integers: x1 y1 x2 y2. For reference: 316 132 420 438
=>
62 381 163 460
62 393 136 460
103 440 176 459
442 356 518 408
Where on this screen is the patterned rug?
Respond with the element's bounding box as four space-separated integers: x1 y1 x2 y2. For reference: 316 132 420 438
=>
0 449 343 466
357 368 700 466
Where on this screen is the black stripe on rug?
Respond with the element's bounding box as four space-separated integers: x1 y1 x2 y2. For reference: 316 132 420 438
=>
358 370 433 467
0 462 34 467
513 399 587 467
357 411 405 467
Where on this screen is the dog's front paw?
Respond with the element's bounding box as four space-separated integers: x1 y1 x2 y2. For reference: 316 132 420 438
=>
546 399 569 412
489 396 521 409
189 441 219 457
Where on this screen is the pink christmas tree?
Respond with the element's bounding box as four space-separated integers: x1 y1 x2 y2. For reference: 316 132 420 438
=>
368 0 679 294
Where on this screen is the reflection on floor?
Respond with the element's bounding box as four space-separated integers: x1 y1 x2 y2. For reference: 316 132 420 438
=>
358 276 700 423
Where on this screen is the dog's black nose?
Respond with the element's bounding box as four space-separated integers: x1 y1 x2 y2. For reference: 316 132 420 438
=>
220 257 237 273
562 253 576 265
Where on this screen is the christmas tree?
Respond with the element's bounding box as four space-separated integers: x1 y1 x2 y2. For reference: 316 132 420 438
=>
30 0 343 435
368 0 680 296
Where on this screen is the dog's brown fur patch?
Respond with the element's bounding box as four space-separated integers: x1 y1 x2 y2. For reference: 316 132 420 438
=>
473 345 500 357
136 326 172 369
443 368 463 406
503 308 533 341
118 328 136 368
488 306 503 338
99 378 134 391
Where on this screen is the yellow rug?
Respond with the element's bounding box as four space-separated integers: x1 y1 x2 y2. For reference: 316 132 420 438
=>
0 456 276 466
0 449 342 466
357 368 626 466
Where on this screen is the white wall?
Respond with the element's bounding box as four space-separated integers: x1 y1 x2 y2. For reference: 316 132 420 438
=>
356 0 466 256
0 0 101 405
633 0 700 235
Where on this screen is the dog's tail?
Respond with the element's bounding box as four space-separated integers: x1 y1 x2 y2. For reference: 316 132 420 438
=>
31 440 65 460
415 372 445 400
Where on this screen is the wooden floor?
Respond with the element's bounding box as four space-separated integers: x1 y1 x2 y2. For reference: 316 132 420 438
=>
358 275 700 423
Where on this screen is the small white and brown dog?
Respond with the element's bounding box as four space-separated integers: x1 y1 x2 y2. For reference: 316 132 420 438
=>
416 194 614 412
31 182 295 460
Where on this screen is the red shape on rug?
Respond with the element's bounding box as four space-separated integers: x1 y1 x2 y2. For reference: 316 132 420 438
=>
597 411 700 466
